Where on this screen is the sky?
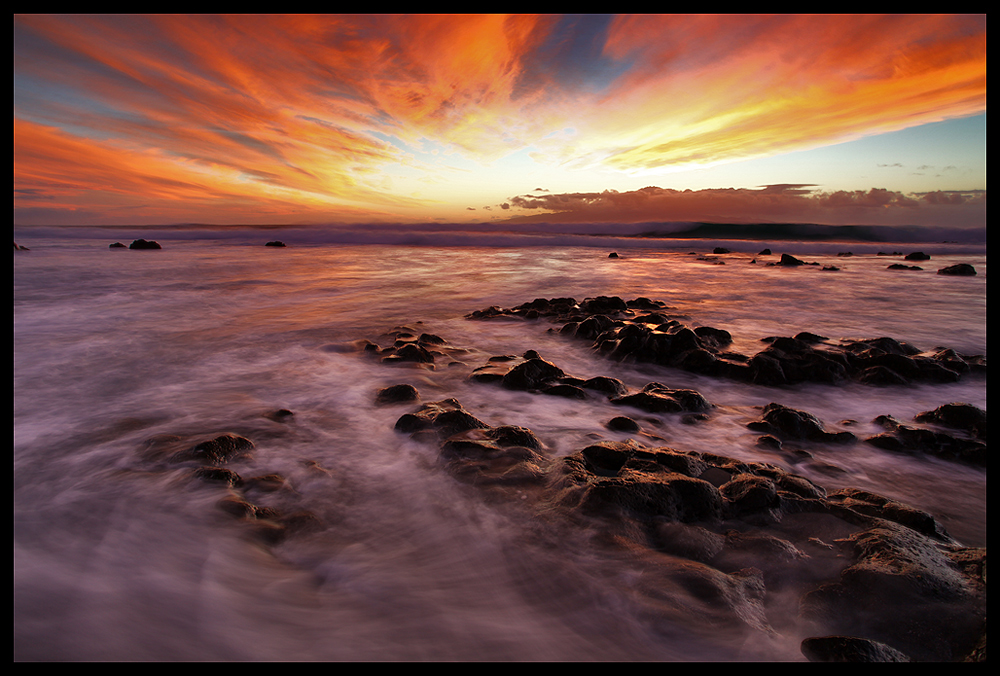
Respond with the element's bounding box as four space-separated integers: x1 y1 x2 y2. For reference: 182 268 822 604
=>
13 14 987 231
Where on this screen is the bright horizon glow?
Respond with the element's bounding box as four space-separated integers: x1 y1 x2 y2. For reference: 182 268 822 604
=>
14 14 986 230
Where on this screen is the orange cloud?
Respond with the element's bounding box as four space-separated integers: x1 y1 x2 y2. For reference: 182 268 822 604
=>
13 14 987 225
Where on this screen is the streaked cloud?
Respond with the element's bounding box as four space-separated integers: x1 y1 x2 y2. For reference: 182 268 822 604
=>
13 14 986 226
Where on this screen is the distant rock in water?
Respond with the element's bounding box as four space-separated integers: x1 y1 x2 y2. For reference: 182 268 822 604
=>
887 264 922 270
265 240 286 247
109 242 127 248
713 247 731 254
129 238 162 249
938 263 977 276
777 253 805 266
905 251 931 260
14 241 29 251
757 248 771 255
608 252 619 258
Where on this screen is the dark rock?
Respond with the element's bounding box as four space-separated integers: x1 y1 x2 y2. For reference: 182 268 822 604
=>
713 247 731 254
174 434 254 464
109 242 127 248
265 240 286 247
865 413 986 467
904 251 930 260
375 383 420 405
799 523 984 661
541 383 588 399
266 408 295 422
801 636 910 662
778 253 805 266
747 403 856 444
757 248 772 255
581 376 629 397
129 238 162 249
608 252 619 258
606 416 641 432
387 342 435 363
577 469 724 523
887 263 922 270
720 473 779 517
937 263 977 276
501 358 565 390
193 466 243 487
612 384 711 415
914 402 986 440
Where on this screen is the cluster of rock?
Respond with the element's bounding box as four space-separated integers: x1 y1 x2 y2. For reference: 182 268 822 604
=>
358 293 985 660
380 389 985 662
109 238 162 249
466 295 985 389
138 414 323 545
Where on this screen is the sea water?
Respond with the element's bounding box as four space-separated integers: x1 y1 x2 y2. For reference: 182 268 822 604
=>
13 227 986 661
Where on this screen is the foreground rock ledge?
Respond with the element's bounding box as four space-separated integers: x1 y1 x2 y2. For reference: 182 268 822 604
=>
391 397 986 661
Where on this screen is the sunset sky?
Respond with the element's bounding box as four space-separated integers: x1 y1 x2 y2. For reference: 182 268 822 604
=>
13 14 987 230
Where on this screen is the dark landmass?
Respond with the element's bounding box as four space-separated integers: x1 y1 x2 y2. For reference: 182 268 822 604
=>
627 222 985 243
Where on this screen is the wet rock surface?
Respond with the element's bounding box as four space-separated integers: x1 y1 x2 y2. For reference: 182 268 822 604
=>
387 391 985 661
148 293 983 661
464 295 984 388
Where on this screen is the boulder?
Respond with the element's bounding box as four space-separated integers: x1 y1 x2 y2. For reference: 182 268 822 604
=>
129 238 162 249
937 263 977 276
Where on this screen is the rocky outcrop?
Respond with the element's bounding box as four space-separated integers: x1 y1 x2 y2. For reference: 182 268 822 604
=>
938 263 977 276
129 238 162 249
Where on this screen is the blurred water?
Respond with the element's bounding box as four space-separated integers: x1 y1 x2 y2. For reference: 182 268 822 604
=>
13 233 986 661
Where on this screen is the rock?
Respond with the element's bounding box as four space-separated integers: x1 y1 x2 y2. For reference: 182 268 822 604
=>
109 242 126 248
265 240 286 247
713 247 731 254
129 238 162 249
757 248 771 255
375 383 420 405
612 384 711 415
394 399 490 439
746 403 856 444
801 636 911 662
778 253 805 266
193 466 243 487
608 252 619 258
904 251 930 260
938 263 977 276
170 433 254 464
865 413 986 467
606 416 641 432
914 403 986 440
887 263 922 270
501 358 565 390
799 523 985 661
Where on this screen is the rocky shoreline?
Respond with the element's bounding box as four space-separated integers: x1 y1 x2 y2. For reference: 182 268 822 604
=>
135 294 986 662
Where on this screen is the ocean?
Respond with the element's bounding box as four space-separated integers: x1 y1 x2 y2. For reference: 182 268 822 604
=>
13 224 986 661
